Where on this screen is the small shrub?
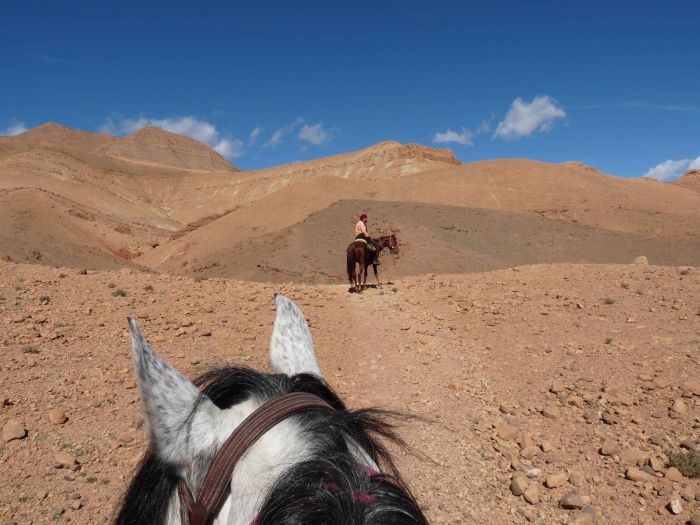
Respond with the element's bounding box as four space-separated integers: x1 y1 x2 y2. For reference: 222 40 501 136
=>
144 284 154 292
39 296 50 304
112 289 127 297
602 297 615 305
53 322 65 328
604 337 613 345
620 281 630 289
107 283 116 289
20 345 39 354
58 273 66 279
668 449 699 478
680 268 690 275
86 476 97 484
636 288 645 296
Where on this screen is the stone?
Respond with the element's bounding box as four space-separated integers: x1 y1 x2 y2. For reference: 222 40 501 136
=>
681 487 695 502
652 377 670 389
2 419 26 442
511 476 529 496
648 456 665 472
520 446 539 459
540 440 553 453
550 381 566 394
53 451 78 469
689 514 700 525
69 500 82 510
599 440 619 456
664 467 683 482
545 472 568 489
523 485 539 505
626 467 654 483
496 424 519 441
48 409 67 425
581 506 598 523
633 255 648 265
680 380 700 396
559 491 584 509
670 398 686 416
542 405 561 419
668 499 682 514
571 513 594 525
569 471 585 487
619 448 645 466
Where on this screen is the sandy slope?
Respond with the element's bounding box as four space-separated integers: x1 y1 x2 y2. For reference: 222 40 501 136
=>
0 261 697 524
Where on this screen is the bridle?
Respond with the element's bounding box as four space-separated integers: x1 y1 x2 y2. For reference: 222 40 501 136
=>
177 392 334 525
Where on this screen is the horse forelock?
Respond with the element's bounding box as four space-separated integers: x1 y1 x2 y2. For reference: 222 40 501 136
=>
115 367 425 525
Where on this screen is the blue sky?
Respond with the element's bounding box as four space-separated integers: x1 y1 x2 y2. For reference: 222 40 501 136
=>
2 1 699 179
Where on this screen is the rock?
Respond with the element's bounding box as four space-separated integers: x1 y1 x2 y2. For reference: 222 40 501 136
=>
571 513 594 525
567 396 585 408
649 434 666 447
670 398 687 416
689 514 700 525
599 440 619 456
619 448 645 466
520 446 539 459
569 471 585 487
559 491 584 509
680 380 700 396
53 451 78 469
626 467 654 483
523 485 539 505
664 467 683 482
633 256 649 265
545 472 568 489
668 499 682 514
2 419 26 442
648 456 665 472
48 409 67 425
496 424 519 441
69 500 82 510
542 405 560 419
511 476 529 496
681 487 695 502
550 381 566 394
540 440 553 453
581 505 598 523
601 412 618 425
526 468 541 478
652 377 670 390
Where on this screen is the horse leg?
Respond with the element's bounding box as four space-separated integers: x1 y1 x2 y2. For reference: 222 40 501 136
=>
373 264 381 287
354 262 362 293
363 263 368 291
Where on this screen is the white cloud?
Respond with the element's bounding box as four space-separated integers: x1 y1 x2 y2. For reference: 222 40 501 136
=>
102 116 244 158
298 122 329 146
643 157 699 181
433 128 473 146
263 118 304 148
248 127 263 146
1 121 28 136
494 95 566 139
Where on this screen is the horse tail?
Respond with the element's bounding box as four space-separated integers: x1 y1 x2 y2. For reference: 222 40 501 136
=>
347 246 355 284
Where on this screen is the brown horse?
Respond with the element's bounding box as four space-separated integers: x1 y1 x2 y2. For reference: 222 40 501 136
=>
346 234 398 292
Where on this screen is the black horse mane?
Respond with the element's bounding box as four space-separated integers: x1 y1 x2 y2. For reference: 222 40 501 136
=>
114 367 428 525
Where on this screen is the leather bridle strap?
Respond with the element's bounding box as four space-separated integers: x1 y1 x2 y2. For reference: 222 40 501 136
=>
178 392 334 525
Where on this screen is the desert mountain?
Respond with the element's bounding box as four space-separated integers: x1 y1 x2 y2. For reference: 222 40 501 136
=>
97 125 237 171
674 169 700 193
0 124 698 278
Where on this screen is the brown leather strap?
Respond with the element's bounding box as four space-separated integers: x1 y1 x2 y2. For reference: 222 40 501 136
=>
179 392 334 525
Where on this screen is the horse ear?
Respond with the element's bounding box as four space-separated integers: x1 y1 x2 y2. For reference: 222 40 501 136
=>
128 317 221 469
269 294 322 377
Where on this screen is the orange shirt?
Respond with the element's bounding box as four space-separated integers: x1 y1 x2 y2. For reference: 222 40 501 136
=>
355 220 368 236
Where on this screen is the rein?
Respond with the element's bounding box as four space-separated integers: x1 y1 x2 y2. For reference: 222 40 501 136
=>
178 392 334 525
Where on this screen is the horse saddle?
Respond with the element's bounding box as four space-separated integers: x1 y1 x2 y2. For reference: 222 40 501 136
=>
353 238 376 252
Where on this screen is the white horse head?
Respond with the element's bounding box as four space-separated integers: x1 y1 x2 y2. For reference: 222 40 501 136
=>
116 294 426 525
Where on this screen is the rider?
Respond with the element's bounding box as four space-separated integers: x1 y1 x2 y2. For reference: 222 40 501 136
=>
354 213 380 265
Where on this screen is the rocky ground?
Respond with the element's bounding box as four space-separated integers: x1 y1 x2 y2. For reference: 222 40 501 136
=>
0 259 698 524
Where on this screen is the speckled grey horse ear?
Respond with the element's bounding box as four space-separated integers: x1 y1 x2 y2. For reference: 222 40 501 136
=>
127 317 220 470
268 294 322 377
